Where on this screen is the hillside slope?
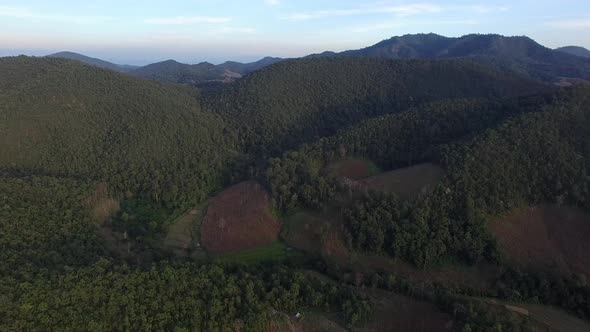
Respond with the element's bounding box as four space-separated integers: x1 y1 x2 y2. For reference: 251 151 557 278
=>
0 56 236 208
207 57 550 153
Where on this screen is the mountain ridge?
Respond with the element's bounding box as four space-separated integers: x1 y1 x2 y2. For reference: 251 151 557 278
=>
555 45 590 58
47 51 138 72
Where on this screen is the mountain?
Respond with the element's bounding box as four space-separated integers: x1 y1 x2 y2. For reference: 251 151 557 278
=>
310 33 590 82
131 57 283 84
556 46 590 58
47 51 138 72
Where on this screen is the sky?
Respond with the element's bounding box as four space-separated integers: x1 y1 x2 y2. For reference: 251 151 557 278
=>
0 0 589 65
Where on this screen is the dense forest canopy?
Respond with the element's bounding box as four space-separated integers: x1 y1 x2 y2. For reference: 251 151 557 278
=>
1 54 590 330
205 57 549 154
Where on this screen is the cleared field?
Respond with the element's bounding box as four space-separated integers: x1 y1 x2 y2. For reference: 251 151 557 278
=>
524 303 590 332
490 205 590 275
326 158 380 180
217 242 288 264
360 289 454 332
484 299 590 332
163 207 201 256
282 211 350 263
360 162 444 200
201 181 281 255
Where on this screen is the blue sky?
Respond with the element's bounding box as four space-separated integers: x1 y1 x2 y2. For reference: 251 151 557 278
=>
0 0 589 64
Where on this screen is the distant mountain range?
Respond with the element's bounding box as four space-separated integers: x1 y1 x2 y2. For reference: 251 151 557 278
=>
46 33 590 84
555 46 590 58
47 51 139 73
130 57 282 84
310 33 590 82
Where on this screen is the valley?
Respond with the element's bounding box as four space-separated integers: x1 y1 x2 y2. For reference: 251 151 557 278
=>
2 32 590 331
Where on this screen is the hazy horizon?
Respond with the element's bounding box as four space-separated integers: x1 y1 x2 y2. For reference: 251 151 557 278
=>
1 0 589 65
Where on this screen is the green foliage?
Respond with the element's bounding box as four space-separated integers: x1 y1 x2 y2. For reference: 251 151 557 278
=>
0 175 104 278
0 262 371 331
208 57 547 155
0 57 238 211
496 268 590 320
1 56 590 329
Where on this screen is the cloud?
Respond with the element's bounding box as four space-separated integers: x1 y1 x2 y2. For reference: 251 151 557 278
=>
283 3 443 21
145 16 232 25
467 5 510 13
265 0 281 6
350 22 401 33
0 5 112 24
350 19 479 33
548 19 590 29
0 5 33 18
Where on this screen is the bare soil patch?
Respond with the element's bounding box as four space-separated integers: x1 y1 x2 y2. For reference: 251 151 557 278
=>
201 181 281 255
490 205 590 276
326 159 377 180
360 162 444 200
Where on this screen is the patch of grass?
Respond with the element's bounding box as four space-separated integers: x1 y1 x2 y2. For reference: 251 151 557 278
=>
217 242 292 265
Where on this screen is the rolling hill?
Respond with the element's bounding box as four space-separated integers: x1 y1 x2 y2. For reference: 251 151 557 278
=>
47 51 138 72
556 46 590 58
0 56 236 209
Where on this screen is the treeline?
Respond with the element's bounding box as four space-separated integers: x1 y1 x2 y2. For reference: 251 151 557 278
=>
0 262 371 331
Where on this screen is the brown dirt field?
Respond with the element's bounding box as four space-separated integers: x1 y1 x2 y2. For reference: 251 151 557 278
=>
326 159 372 180
201 181 281 255
359 289 454 332
489 205 590 276
360 162 444 200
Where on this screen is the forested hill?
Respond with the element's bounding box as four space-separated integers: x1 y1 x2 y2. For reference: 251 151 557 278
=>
206 57 551 154
0 56 237 209
310 33 590 82
556 46 590 58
